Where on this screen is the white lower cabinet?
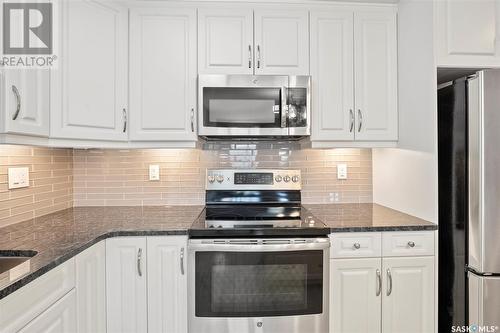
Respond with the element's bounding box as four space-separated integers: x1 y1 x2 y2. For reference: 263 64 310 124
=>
331 258 381 333
106 236 188 333
18 290 77 333
330 232 436 333
106 237 148 333
76 242 106 333
382 257 435 333
147 236 188 333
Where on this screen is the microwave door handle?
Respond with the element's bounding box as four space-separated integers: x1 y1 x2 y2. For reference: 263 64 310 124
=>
281 86 288 128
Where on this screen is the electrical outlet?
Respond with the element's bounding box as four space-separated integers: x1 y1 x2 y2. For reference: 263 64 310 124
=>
337 164 348 180
149 165 160 181
329 192 340 202
8 167 30 189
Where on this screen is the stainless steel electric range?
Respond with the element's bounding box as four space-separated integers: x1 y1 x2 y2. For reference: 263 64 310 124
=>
188 169 330 333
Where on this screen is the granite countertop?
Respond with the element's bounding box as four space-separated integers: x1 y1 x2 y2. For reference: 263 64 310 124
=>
0 206 204 300
0 203 436 300
304 203 438 232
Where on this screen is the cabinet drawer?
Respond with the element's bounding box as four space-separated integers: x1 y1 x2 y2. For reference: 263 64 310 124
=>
0 259 75 333
330 232 382 258
382 231 435 257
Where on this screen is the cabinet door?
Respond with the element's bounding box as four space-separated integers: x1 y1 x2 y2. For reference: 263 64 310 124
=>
106 237 147 333
18 289 77 333
198 8 254 74
254 9 309 75
331 258 382 333
76 242 106 333
310 10 354 141
382 257 435 333
51 0 128 141
354 10 398 141
129 7 197 141
147 236 188 333
436 0 500 67
1 69 49 137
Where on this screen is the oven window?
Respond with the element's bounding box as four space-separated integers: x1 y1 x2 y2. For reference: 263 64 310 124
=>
203 87 282 128
195 250 323 317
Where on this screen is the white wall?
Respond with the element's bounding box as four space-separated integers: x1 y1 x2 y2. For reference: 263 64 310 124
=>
372 0 439 223
373 149 437 222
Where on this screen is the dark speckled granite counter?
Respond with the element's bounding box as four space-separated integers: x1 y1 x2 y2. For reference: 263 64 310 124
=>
0 206 203 300
0 203 436 300
304 203 438 232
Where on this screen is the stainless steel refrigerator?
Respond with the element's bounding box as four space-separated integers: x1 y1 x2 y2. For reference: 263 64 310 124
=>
438 70 500 331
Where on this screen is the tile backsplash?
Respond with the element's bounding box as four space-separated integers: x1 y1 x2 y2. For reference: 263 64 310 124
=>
73 143 372 206
0 145 73 228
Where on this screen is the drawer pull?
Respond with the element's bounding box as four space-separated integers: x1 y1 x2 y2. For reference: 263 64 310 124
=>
407 241 415 248
353 243 361 250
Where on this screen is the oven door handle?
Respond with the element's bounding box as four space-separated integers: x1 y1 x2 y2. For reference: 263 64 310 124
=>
188 240 330 252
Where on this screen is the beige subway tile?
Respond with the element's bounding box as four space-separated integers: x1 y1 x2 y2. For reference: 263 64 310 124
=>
87 193 124 200
0 208 10 219
34 189 69 202
0 211 34 228
74 199 106 206
105 199 142 206
10 199 51 215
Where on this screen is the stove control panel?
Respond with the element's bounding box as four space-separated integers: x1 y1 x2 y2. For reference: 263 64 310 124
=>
206 169 301 190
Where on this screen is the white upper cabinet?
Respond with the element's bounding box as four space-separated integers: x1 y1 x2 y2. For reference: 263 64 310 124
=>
254 9 309 75
331 258 382 333
51 0 128 141
1 69 49 137
310 8 398 144
106 237 148 333
199 7 309 75
129 7 197 141
198 8 254 74
310 10 354 141
382 257 435 333
147 236 188 333
436 0 500 67
354 10 398 141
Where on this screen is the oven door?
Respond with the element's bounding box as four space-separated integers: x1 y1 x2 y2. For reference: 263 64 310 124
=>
198 75 289 137
188 238 329 333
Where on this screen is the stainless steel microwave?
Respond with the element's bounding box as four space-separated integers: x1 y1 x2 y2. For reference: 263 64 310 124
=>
198 75 311 138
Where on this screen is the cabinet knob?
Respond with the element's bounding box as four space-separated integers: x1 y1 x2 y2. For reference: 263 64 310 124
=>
408 241 415 248
353 243 361 250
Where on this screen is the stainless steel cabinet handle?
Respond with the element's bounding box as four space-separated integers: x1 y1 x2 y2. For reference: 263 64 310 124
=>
376 269 382 296
12 85 21 120
137 248 143 277
180 247 185 275
387 268 392 296
358 109 363 132
257 45 261 69
190 108 195 132
349 109 354 133
248 45 252 68
122 108 127 133
353 242 361 250
408 241 416 248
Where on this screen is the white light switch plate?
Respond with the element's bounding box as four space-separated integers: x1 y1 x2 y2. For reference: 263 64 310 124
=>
337 164 348 180
8 167 30 189
149 165 160 181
